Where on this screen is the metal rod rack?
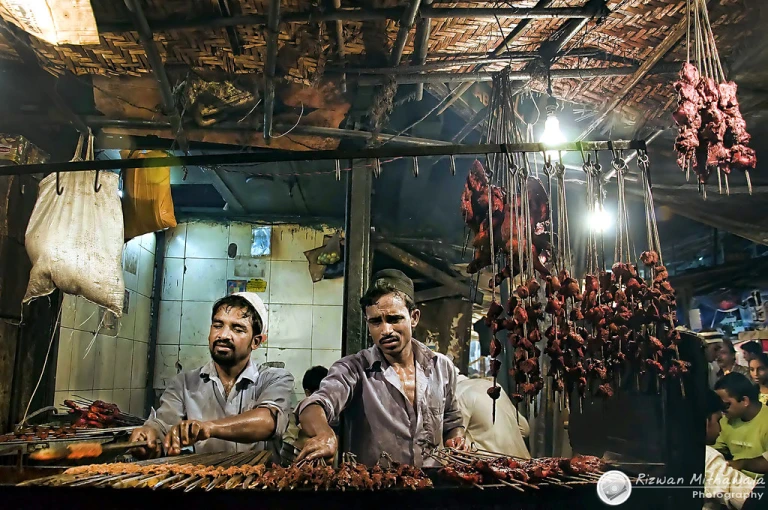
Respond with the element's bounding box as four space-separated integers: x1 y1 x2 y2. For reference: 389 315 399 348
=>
0 140 646 176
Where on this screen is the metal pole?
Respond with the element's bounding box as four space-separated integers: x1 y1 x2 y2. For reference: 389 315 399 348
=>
263 0 281 142
390 0 422 67
342 159 372 356
411 0 433 100
97 6 602 32
0 140 648 175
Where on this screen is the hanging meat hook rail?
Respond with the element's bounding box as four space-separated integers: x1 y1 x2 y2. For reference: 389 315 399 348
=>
0 141 647 177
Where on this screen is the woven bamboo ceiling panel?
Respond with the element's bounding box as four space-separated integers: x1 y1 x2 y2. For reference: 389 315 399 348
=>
0 0 758 120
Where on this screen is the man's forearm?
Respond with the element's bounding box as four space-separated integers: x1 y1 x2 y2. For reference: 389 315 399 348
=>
207 408 277 443
738 456 768 474
299 404 334 438
445 426 465 441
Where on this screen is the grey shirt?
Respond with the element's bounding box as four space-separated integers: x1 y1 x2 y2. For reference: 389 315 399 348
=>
296 339 463 467
144 360 293 462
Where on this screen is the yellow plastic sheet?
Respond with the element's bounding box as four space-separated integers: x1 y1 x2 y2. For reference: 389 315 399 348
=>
121 150 177 240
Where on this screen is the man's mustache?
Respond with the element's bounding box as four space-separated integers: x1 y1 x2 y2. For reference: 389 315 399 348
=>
213 340 235 349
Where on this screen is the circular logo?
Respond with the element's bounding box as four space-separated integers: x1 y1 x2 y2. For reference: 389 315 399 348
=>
596 470 632 506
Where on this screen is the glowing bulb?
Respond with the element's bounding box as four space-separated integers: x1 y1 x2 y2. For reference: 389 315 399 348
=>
117 189 124 198
541 113 566 160
589 202 612 232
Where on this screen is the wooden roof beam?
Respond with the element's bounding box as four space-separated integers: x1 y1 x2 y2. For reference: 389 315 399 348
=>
124 0 245 214
575 15 688 141
0 21 88 134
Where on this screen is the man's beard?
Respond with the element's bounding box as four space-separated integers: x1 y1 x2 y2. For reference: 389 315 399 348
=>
210 341 245 367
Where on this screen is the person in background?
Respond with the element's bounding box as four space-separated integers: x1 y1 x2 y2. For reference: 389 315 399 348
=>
282 366 329 463
704 388 758 510
718 339 751 380
296 269 466 466
742 341 764 365
714 373 768 478
702 330 725 388
454 368 530 459
748 353 768 406
130 293 293 462
302 366 329 397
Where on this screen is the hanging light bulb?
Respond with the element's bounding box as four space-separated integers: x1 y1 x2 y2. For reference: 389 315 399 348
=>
541 95 565 160
589 201 612 233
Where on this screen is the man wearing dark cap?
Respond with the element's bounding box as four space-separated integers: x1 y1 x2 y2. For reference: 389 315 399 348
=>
296 269 466 466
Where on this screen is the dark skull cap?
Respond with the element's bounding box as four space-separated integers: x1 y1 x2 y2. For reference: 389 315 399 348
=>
372 269 414 301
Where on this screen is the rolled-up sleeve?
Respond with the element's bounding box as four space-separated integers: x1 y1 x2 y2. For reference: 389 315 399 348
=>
296 357 360 426
442 361 464 435
252 369 294 440
144 374 185 436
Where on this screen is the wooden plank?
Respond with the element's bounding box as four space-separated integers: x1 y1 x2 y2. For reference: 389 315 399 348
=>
375 242 482 304
414 285 463 303
576 15 688 141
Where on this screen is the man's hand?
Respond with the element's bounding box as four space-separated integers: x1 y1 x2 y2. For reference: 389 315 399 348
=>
445 434 468 451
728 459 746 471
163 420 213 456
129 426 161 459
295 431 338 463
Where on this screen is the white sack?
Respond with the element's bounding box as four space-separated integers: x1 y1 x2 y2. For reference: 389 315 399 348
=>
24 171 125 316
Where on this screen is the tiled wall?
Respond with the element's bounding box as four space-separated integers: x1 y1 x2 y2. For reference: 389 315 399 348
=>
155 222 343 407
54 233 157 417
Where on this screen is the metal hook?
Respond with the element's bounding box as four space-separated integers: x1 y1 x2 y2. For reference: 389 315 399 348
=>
94 170 102 193
55 172 64 195
412 156 419 178
334 159 341 181
449 155 456 176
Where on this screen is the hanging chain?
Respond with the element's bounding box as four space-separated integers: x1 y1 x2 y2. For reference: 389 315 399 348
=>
638 150 663 265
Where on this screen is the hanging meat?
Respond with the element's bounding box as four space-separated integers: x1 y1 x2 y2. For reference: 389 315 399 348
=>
461 160 550 276
672 0 756 191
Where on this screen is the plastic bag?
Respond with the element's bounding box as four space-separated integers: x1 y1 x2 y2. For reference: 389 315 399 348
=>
120 150 177 241
317 231 342 265
24 134 125 316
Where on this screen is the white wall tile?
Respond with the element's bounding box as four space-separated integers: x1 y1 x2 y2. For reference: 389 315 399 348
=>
313 278 344 306
251 347 267 367
226 258 270 303
268 304 312 349
75 297 100 333
226 257 270 279
186 222 229 259
130 389 146 417
113 389 131 413
162 258 185 301
178 345 210 373
271 225 317 261
132 341 149 389
311 306 343 350
180 301 214 346
69 330 97 391
54 391 75 409
269 261 313 305
165 224 187 258
122 239 141 292
154 345 180 389
61 294 77 329
94 389 114 403
182 259 227 301
134 293 152 342
158 301 182 345
55 328 75 391
93 335 116 390
137 246 156 298
118 290 137 340
268 348 311 393
140 232 156 255
228 222 255 258
114 338 135 389
311 349 342 369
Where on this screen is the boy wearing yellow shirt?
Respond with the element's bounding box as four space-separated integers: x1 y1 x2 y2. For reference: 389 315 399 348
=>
714 373 768 478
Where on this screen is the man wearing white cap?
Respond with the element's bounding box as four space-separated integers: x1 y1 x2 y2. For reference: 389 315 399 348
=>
129 293 293 461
